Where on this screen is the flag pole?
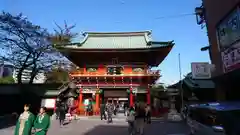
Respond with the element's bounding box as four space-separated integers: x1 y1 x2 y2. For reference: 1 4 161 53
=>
178 53 184 110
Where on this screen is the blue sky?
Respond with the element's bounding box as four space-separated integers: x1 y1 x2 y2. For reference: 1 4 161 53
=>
1 0 210 85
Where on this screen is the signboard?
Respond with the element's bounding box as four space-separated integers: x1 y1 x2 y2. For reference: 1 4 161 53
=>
41 99 56 109
82 89 94 93
132 88 138 93
217 7 240 73
132 88 147 93
191 62 211 79
222 41 240 72
217 8 240 50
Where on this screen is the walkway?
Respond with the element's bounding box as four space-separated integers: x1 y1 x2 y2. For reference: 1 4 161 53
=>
1 118 190 135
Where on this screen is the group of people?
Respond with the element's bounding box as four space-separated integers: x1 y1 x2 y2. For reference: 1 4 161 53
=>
100 101 115 123
100 101 151 135
14 104 50 135
126 103 151 135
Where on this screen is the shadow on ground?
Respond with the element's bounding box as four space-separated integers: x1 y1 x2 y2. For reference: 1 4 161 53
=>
0 114 18 129
83 121 190 135
63 122 71 126
83 125 128 135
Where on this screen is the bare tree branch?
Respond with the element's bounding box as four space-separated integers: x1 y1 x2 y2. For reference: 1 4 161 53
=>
0 12 66 84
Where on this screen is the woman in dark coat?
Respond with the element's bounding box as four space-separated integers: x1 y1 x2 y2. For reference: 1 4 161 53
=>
59 102 66 127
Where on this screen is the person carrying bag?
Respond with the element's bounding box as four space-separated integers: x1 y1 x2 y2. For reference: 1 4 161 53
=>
126 107 135 135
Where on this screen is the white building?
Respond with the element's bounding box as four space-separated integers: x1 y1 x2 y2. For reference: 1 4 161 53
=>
0 63 15 78
0 61 46 83
13 69 46 83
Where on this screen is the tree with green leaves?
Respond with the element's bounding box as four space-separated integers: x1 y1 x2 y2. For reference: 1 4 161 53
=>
44 67 69 83
151 83 166 98
44 21 78 83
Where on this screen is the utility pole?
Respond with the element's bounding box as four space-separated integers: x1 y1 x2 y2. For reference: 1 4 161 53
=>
178 53 184 110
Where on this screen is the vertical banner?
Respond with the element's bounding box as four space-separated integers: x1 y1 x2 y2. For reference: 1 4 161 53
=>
217 7 240 73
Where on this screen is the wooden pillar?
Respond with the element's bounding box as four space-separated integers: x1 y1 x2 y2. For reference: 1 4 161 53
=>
83 65 87 74
78 88 83 114
95 92 100 115
147 85 151 104
130 87 134 107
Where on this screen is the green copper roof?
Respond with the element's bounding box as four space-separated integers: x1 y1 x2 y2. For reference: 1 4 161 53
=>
168 73 215 89
183 73 215 89
60 31 173 49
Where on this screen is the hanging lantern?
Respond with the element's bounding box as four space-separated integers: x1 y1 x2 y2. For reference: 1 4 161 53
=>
99 89 103 94
97 89 103 94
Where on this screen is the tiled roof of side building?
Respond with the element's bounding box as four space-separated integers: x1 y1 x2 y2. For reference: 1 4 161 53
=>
183 73 215 89
58 31 174 49
168 73 215 89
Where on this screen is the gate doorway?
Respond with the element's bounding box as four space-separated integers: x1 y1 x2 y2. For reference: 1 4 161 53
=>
102 88 128 103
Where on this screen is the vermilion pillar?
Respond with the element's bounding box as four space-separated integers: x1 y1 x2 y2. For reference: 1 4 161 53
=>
78 88 83 113
147 86 151 104
74 100 78 108
95 92 100 115
130 87 134 107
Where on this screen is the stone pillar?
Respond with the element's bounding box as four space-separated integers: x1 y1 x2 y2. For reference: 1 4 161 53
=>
169 97 175 110
167 96 182 121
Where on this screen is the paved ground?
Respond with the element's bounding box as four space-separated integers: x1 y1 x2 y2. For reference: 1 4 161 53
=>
0 118 190 135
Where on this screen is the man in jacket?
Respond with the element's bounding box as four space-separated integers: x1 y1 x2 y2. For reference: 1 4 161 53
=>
135 103 146 135
100 103 106 120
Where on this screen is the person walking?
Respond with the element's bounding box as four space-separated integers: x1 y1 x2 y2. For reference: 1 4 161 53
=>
58 102 66 127
124 102 129 116
126 107 136 135
100 103 106 120
135 103 146 135
87 100 93 116
33 107 50 135
145 104 151 124
14 104 35 135
106 101 114 123
113 103 117 116
55 100 60 120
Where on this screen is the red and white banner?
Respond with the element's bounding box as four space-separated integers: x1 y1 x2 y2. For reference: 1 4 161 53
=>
222 41 240 73
41 99 56 109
